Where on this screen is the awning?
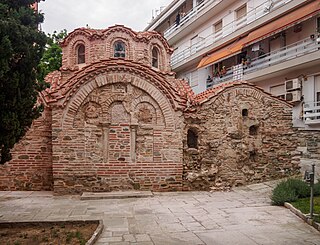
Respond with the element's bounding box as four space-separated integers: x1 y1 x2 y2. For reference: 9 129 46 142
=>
244 0 320 46
197 39 245 69
197 0 320 69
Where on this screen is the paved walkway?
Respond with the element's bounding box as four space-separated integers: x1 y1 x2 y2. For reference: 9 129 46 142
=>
0 181 319 245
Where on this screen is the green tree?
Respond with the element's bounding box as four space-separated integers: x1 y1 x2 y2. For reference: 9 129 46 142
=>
39 29 67 78
0 0 47 164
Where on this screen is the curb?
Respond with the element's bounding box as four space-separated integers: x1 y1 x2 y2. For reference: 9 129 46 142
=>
81 191 153 200
284 202 320 232
86 220 104 245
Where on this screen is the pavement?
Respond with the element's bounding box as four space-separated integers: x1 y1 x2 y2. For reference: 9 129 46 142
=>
0 180 320 245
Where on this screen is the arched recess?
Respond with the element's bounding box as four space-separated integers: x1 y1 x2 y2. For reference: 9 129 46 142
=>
148 39 169 71
76 44 86 64
61 70 176 129
68 37 90 67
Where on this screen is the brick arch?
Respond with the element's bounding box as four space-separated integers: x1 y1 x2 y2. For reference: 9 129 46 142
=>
62 70 176 129
148 39 170 72
67 36 90 67
106 35 134 60
202 85 292 109
132 95 165 126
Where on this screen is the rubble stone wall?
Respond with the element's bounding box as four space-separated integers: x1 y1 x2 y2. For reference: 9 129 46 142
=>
183 85 300 190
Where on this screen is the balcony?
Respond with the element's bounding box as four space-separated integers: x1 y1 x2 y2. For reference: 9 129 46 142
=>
304 101 320 125
164 0 222 38
206 37 320 87
244 38 320 75
170 0 293 67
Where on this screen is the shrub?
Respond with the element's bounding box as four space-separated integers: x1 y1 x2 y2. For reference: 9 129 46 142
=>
271 180 298 205
286 178 310 198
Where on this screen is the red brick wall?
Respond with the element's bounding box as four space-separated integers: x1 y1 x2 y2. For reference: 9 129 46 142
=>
0 108 53 191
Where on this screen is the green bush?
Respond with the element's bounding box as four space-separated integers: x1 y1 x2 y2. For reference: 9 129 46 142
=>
286 178 310 198
271 180 298 205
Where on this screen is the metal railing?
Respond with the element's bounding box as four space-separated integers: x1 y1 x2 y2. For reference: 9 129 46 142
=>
170 0 292 66
206 37 320 88
244 37 320 75
206 67 233 88
164 0 222 38
303 101 320 124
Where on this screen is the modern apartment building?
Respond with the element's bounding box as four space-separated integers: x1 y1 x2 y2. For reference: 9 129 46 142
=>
145 0 320 130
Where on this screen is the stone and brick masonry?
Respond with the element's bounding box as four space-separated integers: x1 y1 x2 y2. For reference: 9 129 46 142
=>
0 26 314 194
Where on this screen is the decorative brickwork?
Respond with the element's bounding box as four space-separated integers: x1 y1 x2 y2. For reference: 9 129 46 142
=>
0 26 312 194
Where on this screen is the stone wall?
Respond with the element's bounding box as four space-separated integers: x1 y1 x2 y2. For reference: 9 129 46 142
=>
295 130 320 182
0 108 53 191
1 25 316 194
183 84 300 190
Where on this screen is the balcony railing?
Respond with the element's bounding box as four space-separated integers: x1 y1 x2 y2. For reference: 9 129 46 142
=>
170 0 292 66
164 0 222 38
206 37 320 87
244 37 320 75
303 101 320 125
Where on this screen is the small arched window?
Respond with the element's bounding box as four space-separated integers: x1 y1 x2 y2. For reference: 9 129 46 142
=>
187 129 198 149
114 41 126 58
152 47 159 68
77 44 85 64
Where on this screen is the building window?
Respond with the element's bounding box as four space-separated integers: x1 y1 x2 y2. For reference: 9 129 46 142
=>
187 129 198 148
236 4 247 20
242 109 248 117
214 20 222 33
114 41 126 58
77 44 85 64
249 125 258 136
152 47 159 68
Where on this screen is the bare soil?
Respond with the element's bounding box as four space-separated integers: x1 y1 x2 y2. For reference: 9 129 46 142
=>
0 221 98 245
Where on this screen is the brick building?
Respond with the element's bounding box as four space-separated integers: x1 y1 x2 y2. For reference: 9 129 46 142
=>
0 26 301 194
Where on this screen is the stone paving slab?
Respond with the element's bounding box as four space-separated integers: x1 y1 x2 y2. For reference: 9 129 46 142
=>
0 181 320 244
81 191 154 200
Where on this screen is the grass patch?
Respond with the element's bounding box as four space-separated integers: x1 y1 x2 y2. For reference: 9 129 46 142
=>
290 196 320 223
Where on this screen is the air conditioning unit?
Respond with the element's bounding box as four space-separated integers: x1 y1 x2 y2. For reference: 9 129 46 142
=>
285 78 301 91
285 90 301 102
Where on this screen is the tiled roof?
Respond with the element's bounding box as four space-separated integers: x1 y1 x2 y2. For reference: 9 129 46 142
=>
193 80 292 106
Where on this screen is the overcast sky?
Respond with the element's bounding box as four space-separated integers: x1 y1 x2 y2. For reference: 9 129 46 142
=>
39 0 173 34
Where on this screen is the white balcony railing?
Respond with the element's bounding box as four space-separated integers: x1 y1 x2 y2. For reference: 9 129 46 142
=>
304 101 320 125
170 0 293 66
164 0 222 38
244 37 320 75
206 37 320 88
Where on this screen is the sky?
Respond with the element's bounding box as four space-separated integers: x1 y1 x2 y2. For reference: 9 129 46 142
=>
39 0 173 34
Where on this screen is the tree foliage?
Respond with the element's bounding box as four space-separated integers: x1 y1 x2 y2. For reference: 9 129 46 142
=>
0 0 47 164
39 29 67 78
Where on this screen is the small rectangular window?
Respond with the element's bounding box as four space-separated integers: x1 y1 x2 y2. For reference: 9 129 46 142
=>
236 4 247 20
214 20 222 33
